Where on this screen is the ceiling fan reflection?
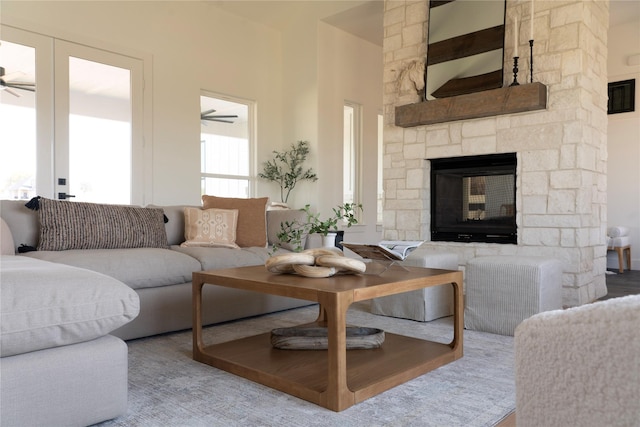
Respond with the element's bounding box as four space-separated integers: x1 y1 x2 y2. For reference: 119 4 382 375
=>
0 67 35 97
200 108 238 124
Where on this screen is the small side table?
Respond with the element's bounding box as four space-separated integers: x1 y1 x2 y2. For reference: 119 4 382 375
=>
609 244 631 273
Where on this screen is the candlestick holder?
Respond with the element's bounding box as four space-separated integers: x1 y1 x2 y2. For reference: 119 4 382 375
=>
510 56 520 86
529 39 534 83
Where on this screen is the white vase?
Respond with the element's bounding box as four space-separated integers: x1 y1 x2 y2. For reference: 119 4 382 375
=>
322 232 337 248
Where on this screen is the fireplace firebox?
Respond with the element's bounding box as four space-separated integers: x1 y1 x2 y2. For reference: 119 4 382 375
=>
430 153 517 244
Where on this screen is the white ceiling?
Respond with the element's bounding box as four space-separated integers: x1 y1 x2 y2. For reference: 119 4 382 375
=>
210 0 384 45
1 0 638 101
213 0 640 47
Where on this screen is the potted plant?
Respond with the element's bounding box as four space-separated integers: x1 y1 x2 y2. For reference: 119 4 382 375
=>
258 140 318 205
274 217 312 253
272 203 363 252
304 203 363 248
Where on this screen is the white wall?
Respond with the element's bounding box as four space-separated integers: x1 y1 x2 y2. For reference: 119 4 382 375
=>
317 22 383 244
607 19 640 270
276 15 383 247
1 1 384 241
1 1 283 206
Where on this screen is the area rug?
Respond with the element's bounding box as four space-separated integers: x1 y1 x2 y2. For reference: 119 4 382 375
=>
98 303 515 427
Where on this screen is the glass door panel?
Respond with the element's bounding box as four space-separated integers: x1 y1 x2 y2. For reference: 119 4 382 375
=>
55 40 143 204
0 40 36 200
68 57 131 203
0 27 143 203
0 26 54 200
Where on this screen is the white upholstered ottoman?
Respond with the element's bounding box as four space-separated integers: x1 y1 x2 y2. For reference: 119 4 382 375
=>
370 247 458 322
464 256 563 336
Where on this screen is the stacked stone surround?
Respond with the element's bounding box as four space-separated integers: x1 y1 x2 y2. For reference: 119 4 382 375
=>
382 0 609 307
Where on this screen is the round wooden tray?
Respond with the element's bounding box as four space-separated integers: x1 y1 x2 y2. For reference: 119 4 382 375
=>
270 326 385 350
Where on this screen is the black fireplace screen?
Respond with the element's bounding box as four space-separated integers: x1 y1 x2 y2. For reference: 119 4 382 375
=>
430 153 517 244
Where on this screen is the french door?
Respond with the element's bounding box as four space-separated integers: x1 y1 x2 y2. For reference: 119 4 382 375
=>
0 25 144 204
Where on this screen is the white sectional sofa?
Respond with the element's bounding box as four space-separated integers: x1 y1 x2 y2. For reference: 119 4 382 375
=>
0 255 140 427
0 197 312 426
1 198 311 340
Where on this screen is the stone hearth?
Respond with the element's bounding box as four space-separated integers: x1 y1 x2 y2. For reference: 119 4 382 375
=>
382 0 609 306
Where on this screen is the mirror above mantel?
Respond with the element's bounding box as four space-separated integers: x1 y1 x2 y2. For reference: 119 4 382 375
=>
425 0 506 100
395 0 547 127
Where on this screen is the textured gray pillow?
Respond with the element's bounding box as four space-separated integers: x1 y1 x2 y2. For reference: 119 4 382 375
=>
36 198 169 250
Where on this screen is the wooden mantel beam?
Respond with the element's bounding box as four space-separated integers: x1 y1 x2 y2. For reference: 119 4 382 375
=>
395 82 548 127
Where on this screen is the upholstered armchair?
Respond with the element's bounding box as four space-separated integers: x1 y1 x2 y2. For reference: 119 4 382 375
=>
514 295 640 426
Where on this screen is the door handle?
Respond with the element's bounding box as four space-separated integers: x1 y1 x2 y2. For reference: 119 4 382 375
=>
58 192 76 200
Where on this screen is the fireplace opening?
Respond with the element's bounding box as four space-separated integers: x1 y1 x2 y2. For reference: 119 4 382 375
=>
430 153 516 244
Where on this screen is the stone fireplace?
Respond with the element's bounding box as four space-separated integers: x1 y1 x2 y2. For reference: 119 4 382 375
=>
382 0 609 306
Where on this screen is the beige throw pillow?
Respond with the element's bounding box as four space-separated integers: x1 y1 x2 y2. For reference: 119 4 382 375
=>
201 195 268 247
181 207 240 249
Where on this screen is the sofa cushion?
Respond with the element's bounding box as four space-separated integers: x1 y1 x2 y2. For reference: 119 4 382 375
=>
1 218 14 255
181 207 240 249
172 245 271 271
0 256 140 357
0 199 39 250
201 195 268 248
149 204 199 246
22 248 202 290
35 197 169 251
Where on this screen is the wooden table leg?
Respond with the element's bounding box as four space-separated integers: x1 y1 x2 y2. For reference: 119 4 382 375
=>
318 291 354 412
192 279 205 359
450 273 464 356
315 304 327 323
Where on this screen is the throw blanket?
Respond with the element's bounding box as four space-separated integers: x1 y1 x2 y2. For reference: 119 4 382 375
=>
607 226 629 237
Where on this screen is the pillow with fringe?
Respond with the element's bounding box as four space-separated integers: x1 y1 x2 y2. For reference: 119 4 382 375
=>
31 197 169 250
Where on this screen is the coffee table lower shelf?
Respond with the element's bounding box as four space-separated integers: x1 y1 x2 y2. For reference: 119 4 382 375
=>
194 323 458 410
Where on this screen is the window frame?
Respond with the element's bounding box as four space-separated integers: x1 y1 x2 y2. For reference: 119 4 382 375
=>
200 91 256 198
343 101 363 222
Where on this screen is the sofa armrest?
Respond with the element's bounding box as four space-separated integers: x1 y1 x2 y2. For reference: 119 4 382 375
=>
0 199 39 252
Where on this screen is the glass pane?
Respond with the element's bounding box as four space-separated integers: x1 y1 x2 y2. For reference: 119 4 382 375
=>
200 94 250 198
343 105 355 205
377 114 384 224
0 40 36 200
201 134 249 176
68 57 131 204
201 177 249 198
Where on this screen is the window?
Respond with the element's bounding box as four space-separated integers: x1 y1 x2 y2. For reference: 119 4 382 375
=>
343 102 362 215
200 93 254 198
377 113 384 224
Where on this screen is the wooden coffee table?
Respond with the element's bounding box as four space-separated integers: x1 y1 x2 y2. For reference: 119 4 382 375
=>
192 264 463 412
